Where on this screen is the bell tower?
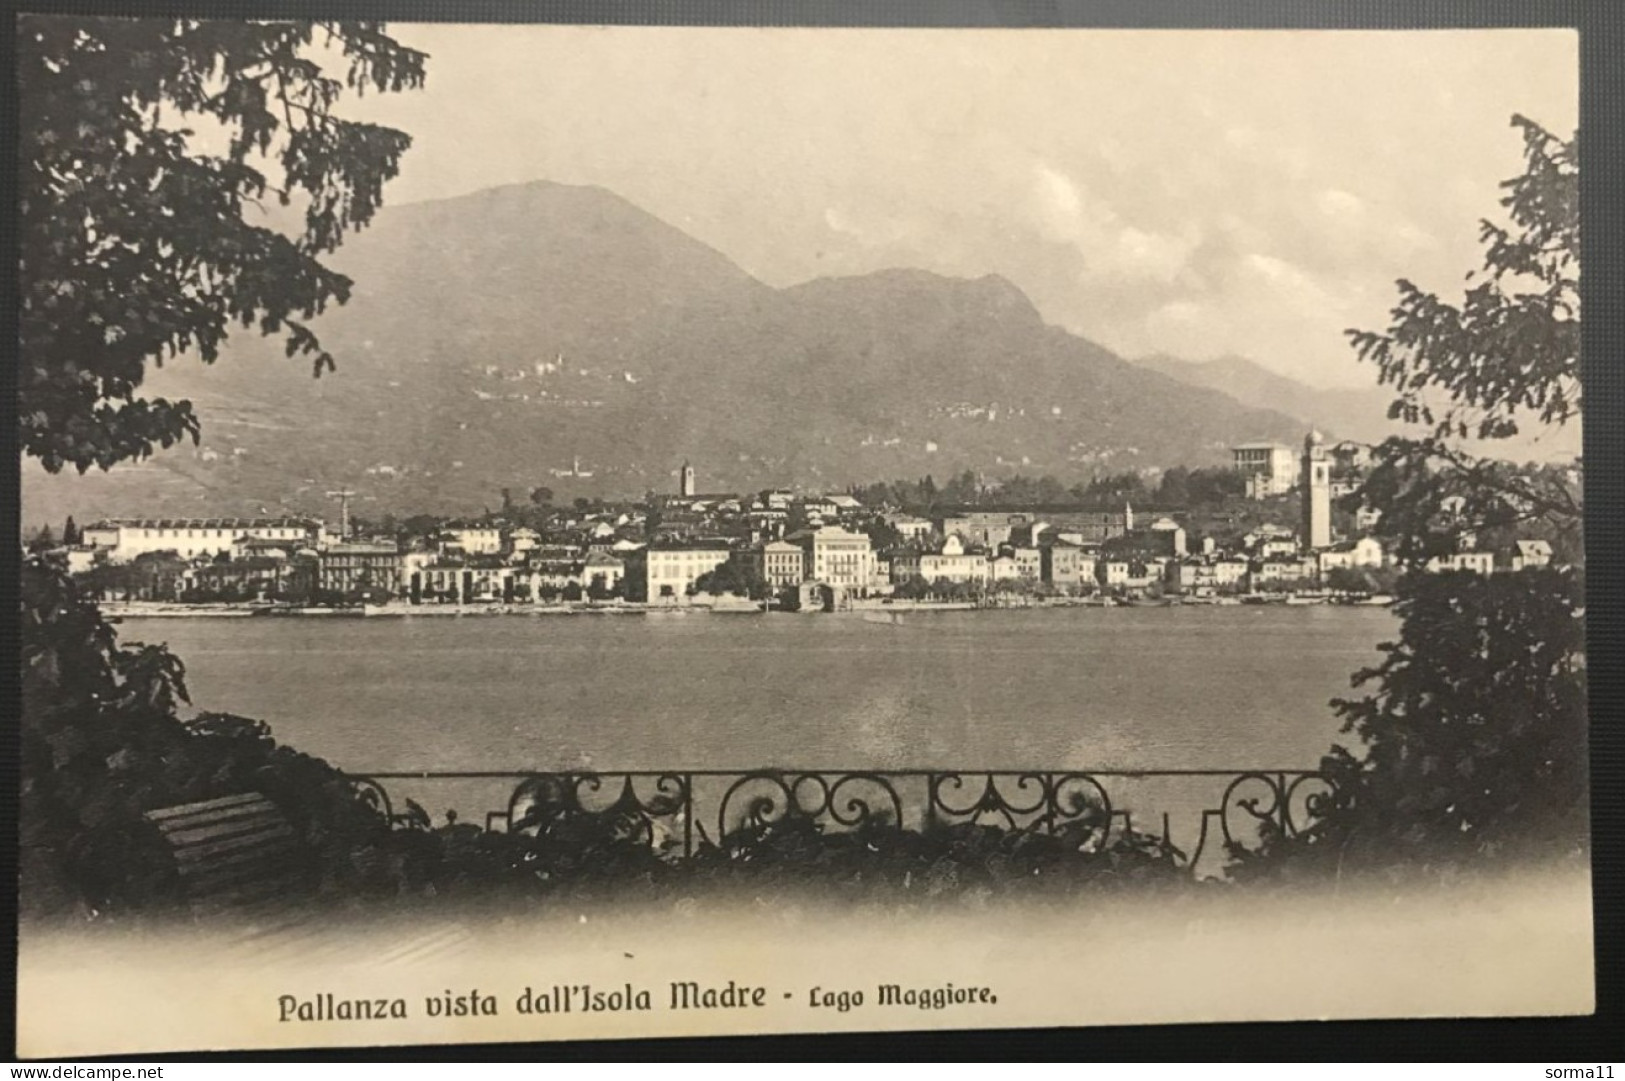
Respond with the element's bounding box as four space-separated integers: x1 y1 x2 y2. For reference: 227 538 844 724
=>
1301 430 1331 550
680 460 697 498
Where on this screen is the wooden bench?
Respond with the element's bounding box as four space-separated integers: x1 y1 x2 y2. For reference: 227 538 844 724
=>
144 792 314 919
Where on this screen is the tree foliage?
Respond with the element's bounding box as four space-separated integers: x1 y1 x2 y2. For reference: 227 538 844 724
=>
1240 568 1586 877
694 559 768 600
20 555 412 918
1344 116 1581 574
19 17 426 472
17 19 429 919
1250 116 1589 877
1350 116 1578 441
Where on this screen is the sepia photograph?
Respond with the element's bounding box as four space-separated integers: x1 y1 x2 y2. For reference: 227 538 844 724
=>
13 17 1593 1058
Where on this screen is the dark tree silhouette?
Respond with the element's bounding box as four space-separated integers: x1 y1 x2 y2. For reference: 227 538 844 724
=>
19 17 426 472
17 17 426 918
1246 117 1587 877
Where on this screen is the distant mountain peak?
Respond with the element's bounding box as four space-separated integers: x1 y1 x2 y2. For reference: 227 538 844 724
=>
1133 350 1398 445
28 182 1313 522
395 177 626 210
786 266 1045 327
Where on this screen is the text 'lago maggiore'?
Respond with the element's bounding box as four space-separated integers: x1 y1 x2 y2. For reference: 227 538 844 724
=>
277 981 999 1022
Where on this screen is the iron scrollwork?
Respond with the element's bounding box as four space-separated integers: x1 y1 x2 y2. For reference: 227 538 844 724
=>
503 772 694 854
347 768 1336 876
715 771 904 842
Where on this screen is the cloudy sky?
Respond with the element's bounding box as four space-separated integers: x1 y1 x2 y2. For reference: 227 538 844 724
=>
351 26 1576 390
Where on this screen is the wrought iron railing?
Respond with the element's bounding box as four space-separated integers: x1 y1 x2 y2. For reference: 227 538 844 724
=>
348 769 1335 876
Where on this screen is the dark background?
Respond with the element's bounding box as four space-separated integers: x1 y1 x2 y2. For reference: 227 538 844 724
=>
0 0 1619 1063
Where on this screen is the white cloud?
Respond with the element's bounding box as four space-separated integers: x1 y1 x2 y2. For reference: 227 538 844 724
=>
1148 299 1203 327
1316 188 1365 217
1032 163 1090 241
1030 163 1193 285
1114 226 1195 284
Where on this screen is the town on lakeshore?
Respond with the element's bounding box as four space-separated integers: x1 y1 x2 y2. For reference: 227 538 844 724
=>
39 430 1567 616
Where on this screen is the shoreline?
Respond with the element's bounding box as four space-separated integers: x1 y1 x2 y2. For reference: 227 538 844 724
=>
99 594 1394 620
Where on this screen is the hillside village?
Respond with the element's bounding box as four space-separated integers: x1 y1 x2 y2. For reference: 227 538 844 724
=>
38 429 1571 615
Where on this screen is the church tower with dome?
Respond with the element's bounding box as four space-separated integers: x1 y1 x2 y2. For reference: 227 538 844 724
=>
1301 429 1331 550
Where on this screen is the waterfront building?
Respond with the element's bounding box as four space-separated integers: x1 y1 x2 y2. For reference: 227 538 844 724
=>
915 534 991 585
1166 559 1211 593
744 539 806 590
1247 556 1317 590
319 541 403 597
628 540 733 601
1232 442 1300 499
582 551 625 595
888 548 922 583
1316 537 1386 577
83 551 190 601
998 544 1043 581
190 554 315 602
1098 560 1131 588
1040 541 1095 591
1167 557 1252 594
464 561 517 602
83 517 319 563
1301 430 1333 550
792 526 875 592
410 561 469 603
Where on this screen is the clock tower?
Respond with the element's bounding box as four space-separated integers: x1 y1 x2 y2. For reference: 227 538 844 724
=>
1301 430 1331 550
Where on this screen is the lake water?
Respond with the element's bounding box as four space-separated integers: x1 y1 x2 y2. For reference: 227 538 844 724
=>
123 606 1395 775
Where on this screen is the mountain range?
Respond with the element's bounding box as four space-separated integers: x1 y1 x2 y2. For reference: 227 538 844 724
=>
1133 353 1400 446
26 180 1379 525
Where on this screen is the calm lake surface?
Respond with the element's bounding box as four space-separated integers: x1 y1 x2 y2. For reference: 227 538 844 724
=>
123 606 1395 774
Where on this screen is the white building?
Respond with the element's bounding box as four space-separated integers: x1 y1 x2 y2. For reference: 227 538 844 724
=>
1232 442 1300 498
889 515 934 541
636 542 732 601
795 526 875 591
83 517 318 563
441 524 503 555
903 534 991 586
1317 536 1386 576
1426 551 1496 575
1511 539 1554 571
508 527 542 556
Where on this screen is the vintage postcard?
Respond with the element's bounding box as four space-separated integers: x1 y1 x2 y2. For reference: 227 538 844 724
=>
14 20 1592 1057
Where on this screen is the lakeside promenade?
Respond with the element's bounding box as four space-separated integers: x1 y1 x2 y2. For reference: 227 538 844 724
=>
100 592 1391 620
